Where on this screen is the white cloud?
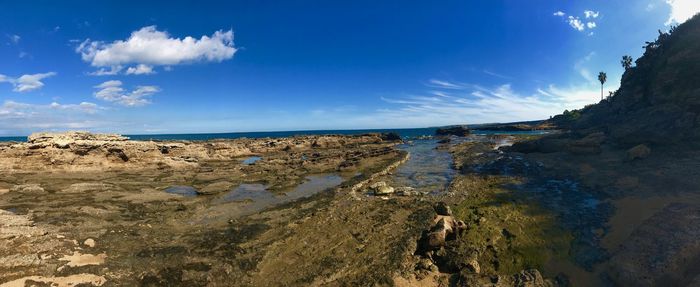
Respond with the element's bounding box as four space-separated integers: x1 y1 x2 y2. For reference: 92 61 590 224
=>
93 80 160 107
1 100 100 119
368 83 601 127
665 0 700 25
0 100 105 135
89 66 123 76
77 26 236 75
14 72 57 92
556 11 599 32
125 64 155 75
0 72 57 92
568 16 586 31
7 34 20 44
584 10 600 18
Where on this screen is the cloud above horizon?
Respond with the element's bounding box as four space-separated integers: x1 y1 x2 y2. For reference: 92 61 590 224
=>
365 80 601 127
77 26 236 76
0 72 57 92
554 10 599 33
94 80 160 107
0 100 104 135
665 0 700 25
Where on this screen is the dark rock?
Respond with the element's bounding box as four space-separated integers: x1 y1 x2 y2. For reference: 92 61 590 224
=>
435 202 452 216
436 126 470 137
380 132 402 141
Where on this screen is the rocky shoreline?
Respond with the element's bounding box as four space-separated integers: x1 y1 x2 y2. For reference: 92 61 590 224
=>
2 129 699 286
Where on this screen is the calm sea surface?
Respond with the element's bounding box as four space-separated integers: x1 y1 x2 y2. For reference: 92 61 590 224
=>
0 128 551 142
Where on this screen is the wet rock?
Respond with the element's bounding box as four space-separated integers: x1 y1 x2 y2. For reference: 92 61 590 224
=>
435 202 452 216
62 182 113 193
608 203 700 286
375 186 395 195
460 269 550 287
626 144 651 161
198 181 234 195
380 132 402 141
395 186 419 196
436 126 470 137
369 181 395 195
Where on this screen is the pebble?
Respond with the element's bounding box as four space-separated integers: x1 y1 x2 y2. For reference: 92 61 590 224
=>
84 238 96 248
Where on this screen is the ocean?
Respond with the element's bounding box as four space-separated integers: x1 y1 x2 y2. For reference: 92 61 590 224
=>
0 127 551 142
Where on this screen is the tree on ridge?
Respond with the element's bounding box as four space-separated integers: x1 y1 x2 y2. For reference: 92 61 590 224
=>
621 55 633 70
598 71 607 101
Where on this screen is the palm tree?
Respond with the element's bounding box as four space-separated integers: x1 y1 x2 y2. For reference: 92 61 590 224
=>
621 55 633 70
598 71 607 101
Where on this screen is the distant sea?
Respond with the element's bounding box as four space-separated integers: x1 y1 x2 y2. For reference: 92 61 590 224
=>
0 128 550 142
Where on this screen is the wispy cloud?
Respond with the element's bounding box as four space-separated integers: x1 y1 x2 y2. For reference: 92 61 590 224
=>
483 70 512 80
0 72 57 92
93 80 160 107
426 79 466 89
351 79 602 127
0 100 105 135
77 26 236 76
6 34 20 44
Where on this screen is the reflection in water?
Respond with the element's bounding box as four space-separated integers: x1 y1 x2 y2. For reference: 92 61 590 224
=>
242 156 262 165
214 174 344 217
392 139 455 194
164 186 198 197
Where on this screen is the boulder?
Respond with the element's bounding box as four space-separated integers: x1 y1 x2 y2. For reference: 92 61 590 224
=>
626 144 651 161
84 238 96 248
435 202 452 216
374 186 395 195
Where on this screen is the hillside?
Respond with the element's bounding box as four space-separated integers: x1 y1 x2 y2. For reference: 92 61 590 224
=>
551 14 700 147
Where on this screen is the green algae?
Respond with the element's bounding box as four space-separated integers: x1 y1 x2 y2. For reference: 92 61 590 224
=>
450 175 574 276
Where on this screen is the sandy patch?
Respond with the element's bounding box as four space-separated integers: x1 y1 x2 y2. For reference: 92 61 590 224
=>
59 251 107 267
0 273 106 287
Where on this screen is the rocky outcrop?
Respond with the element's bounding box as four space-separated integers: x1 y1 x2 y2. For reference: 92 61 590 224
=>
27 131 128 147
436 126 471 137
549 15 700 147
0 131 393 173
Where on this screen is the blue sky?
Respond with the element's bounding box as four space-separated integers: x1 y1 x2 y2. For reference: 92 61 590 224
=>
0 0 698 135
